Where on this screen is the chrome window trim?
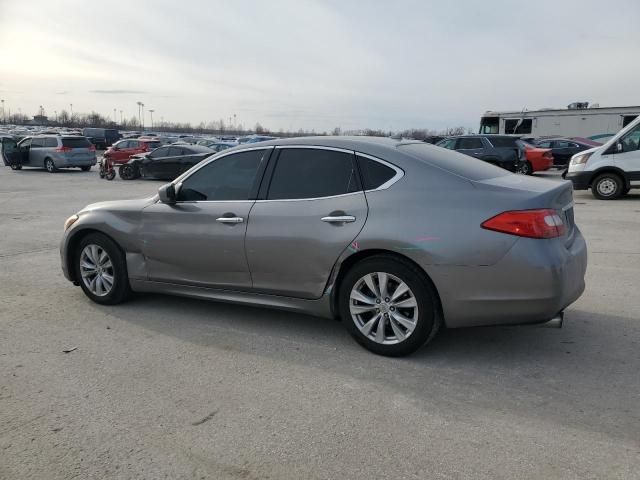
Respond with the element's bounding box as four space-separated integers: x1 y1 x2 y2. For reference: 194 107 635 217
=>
255 191 364 203
355 152 405 192
274 144 354 155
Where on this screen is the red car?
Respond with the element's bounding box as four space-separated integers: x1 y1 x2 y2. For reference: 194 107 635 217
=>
517 140 554 175
103 138 162 165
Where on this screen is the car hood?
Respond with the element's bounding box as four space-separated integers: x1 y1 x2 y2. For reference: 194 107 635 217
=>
80 196 156 214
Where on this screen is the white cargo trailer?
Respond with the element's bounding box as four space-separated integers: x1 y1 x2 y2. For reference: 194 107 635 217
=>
479 103 640 142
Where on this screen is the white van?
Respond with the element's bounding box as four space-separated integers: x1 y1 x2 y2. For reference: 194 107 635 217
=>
566 116 640 199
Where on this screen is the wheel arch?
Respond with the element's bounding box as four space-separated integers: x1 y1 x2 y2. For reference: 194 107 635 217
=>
330 248 444 325
65 228 126 283
588 166 629 187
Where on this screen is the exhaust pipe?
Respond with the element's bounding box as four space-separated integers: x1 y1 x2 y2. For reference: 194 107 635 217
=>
538 312 564 328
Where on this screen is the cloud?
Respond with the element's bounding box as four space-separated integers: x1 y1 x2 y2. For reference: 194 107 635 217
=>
89 89 146 94
56 91 70 95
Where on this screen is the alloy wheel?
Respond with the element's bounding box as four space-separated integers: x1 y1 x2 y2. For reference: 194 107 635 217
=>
80 244 114 297
349 272 419 345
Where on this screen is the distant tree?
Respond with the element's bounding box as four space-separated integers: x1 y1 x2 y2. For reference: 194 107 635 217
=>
332 127 342 136
255 122 264 134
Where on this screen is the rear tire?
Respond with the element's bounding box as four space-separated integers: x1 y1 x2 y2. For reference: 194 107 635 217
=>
44 158 57 173
339 255 440 356
74 233 131 305
80 166 91 172
517 161 533 175
592 173 623 200
10 164 22 170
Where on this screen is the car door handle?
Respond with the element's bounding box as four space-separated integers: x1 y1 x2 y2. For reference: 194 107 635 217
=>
216 217 244 224
321 215 356 223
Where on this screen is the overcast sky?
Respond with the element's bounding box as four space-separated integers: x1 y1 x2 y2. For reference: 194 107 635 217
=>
1 0 639 132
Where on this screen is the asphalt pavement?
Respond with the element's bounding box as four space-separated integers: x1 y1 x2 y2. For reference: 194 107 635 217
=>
1 165 639 479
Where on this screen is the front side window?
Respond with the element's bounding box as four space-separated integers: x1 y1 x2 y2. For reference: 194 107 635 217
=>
537 141 552 148
177 149 267 202
437 138 457 150
619 124 640 153
151 147 170 158
457 137 483 149
168 146 186 156
267 148 359 200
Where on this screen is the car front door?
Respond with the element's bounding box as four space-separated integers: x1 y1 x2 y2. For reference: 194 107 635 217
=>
245 146 368 299
140 147 170 178
551 140 573 166
1 138 22 166
140 147 271 289
614 123 640 185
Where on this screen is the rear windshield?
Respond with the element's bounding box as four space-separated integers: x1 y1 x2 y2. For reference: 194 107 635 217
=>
62 137 92 148
399 143 510 181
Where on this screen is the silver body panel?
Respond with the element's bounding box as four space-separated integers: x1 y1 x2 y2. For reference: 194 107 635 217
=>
61 136 587 328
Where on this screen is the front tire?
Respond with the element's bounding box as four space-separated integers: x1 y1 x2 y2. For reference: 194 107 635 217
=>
10 164 22 170
74 233 131 305
119 163 139 180
592 173 623 200
44 158 57 173
339 256 440 356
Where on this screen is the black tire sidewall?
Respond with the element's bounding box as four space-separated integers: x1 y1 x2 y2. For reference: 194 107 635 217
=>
339 256 437 356
593 173 622 200
74 233 130 305
45 159 56 173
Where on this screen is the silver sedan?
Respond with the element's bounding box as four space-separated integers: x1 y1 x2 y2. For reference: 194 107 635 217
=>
60 137 587 356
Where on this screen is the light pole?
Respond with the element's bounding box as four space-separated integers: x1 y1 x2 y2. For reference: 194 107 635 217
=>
1 99 4 124
120 110 123 124
141 103 145 130
148 109 154 130
54 110 58 123
113 108 117 125
136 101 142 130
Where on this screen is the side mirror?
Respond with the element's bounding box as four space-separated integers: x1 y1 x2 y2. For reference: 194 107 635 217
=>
616 142 623 153
158 183 177 205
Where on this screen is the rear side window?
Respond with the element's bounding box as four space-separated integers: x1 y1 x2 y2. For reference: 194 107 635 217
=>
399 143 510 181
357 156 396 190
62 137 91 148
267 148 359 200
146 141 161 149
168 146 186 156
457 137 483 149
31 138 45 148
178 149 267 201
44 137 58 147
487 137 517 148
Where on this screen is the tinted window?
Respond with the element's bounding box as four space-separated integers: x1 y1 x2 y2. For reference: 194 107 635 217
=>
487 137 517 148
267 148 359 200
44 137 58 147
437 138 456 150
177 149 267 201
457 137 483 149
151 147 170 157
358 156 396 190
145 141 161 149
31 138 45 148
399 143 510 181
116 140 131 148
62 137 92 148
555 141 571 148
537 141 552 148
504 119 532 134
168 146 186 156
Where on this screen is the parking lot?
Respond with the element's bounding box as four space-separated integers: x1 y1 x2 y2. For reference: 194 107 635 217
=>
1 166 639 479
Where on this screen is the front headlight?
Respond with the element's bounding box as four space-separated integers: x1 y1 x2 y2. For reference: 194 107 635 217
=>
64 214 79 231
571 152 593 165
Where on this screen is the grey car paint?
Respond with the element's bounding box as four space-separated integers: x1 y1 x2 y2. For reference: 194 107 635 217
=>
16 135 96 168
61 136 587 328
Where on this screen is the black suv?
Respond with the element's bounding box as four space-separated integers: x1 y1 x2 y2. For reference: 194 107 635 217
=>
436 135 520 171
82 128 120 149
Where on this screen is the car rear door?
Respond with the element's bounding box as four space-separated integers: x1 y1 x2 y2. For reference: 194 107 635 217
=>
140 148 271 289
245 146 367 299
456 137 485 159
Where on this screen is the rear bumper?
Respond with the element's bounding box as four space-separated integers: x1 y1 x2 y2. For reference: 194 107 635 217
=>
430 229 588 328
565 171 591 190
53 153 97 167
531 157 553 172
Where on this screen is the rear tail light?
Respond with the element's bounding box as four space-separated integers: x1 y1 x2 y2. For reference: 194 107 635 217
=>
55 146 72 153
543 151 553 158
482 209 566 239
